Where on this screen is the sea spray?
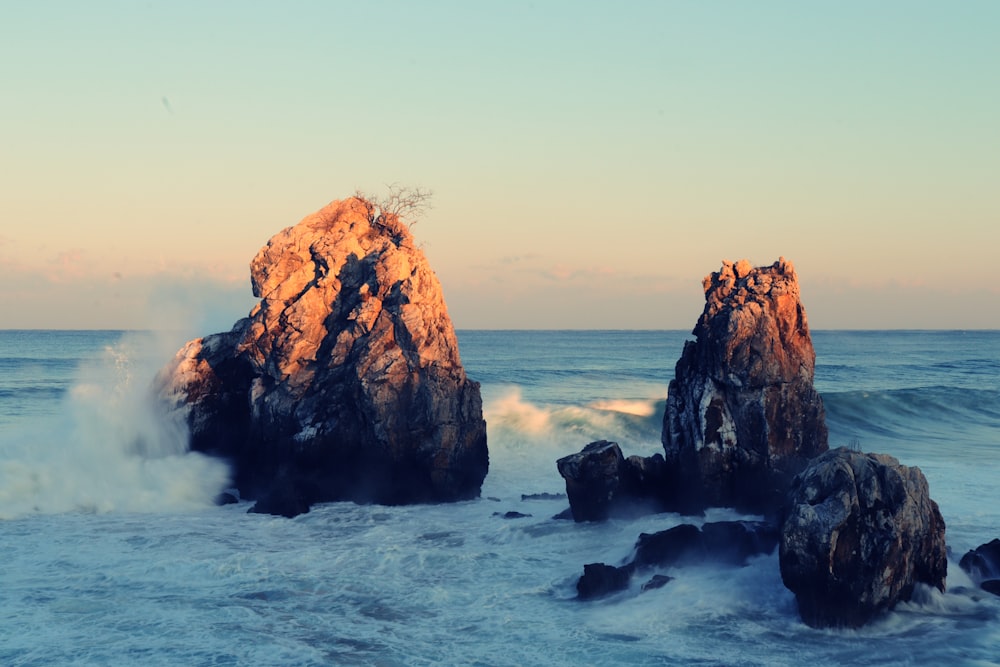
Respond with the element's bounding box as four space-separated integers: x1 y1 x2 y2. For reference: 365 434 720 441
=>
0 331 229 518
2 330 999 665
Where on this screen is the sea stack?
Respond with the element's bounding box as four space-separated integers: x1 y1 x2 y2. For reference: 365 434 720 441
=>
157 196 488 512
662 258 828 514
779 448 947 628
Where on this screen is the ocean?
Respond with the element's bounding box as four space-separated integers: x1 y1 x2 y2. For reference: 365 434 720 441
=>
1 329 998 666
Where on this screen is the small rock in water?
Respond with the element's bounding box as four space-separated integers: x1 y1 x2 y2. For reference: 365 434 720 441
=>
213 492 239 506
980 580 1000 597
521 492 567 501
959 538 1000 582
641 574 674 592
248 470 311 518
577 563 635 600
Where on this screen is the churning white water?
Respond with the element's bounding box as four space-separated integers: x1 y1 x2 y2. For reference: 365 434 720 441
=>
1 330 999 665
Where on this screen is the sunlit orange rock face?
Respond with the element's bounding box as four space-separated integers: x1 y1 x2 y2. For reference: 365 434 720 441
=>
662 258 828 514
158 197 488 507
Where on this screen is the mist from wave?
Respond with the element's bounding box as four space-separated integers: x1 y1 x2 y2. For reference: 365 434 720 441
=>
0 331 229 519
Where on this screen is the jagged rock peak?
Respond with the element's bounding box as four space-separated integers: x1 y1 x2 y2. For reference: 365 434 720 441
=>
242 196 463 386
662 257 828 514
697 256 813 387
157 196 488 512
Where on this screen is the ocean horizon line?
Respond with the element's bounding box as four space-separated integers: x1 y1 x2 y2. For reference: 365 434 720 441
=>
2 327 1000 334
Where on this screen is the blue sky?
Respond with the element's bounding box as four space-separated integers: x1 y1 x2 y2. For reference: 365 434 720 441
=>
2 1 998 329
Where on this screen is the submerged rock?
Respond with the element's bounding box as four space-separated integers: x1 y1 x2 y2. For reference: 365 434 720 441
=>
640 574 674 592
157 197 488 509
981 580 1000 597
634 521 778 569
662 258 828 514
632 523 705 568
248 468 311 518
213 492 239 506
779 447 947 628
575 520 777 600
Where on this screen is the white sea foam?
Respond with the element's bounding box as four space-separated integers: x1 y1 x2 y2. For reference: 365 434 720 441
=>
3 330 1000 665
0 331 229 519
481 388 665 498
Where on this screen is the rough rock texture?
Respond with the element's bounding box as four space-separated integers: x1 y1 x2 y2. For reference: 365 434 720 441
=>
158 197 488 508
779 447 947 628
556 441 668 521
662 258 828 513
959 539 1000 596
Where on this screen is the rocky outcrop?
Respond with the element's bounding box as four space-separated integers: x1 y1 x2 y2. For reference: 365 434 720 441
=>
959 539 1000 597
662 258 828 514
248 468 311 518
577 562 635 600
556 441 669 521
157 197 488 511
779 447 947 628
576 520 778 599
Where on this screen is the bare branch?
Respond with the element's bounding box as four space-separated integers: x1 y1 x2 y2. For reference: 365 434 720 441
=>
353 183 434 229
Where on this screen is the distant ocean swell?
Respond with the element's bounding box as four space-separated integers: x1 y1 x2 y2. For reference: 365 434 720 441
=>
485 383 1000 453
823 387 1000 447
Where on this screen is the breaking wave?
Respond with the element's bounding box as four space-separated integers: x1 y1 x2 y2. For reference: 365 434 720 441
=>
0 332 229 519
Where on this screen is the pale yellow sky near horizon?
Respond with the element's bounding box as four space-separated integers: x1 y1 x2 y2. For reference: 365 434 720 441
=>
2 1 999 331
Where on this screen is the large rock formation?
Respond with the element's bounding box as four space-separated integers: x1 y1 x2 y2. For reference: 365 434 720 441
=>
779 447 947 628
662 258 828 514
157 196 488 510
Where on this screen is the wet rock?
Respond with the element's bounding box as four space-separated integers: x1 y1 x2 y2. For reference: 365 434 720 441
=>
577 562 635 600
662 258 828 514
557 440 627 522
213 492 239 506
959 539 1000 595
248 469 311 518
959 539 1000 581
641 574 674 592
556 440 668 522
575 520 777 600
521 492 567 501
981 580 1000 597
633 523 705 568
494 511 532 519
157 196 488 507
779 447 947 628
701 520 780 566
